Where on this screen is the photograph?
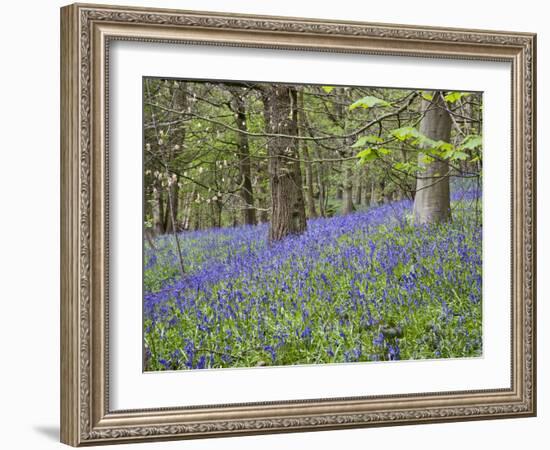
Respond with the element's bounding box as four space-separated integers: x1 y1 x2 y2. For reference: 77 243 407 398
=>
57 2 536 445
142 79 483 371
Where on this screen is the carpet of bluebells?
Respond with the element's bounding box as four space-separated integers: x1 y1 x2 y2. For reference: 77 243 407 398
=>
144 193 482 371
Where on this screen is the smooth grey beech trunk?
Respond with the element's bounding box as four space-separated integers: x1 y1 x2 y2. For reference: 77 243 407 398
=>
413 92 452 224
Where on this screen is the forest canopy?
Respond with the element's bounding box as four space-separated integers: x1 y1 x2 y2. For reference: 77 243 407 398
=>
143 79 482 243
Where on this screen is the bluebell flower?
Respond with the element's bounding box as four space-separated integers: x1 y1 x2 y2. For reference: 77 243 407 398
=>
197 355 206 369
264 345 276 363
301 326 312 340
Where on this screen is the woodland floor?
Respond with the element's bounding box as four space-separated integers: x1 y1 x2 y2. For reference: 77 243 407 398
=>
144 193 482 371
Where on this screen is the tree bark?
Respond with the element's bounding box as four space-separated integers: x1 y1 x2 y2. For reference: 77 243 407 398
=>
298 90 317 219
302 144 318 219
336 185 343 200
316 160 326 217
355 174 363 206
362 168 370 208
370 180 377 207
262 86 307 242
231 91 257 226
413 92 452 224
258 180 269 223
341 164 355 215
164 180 179 233
214 198 223 228
152 182 164 235
164 82 186 234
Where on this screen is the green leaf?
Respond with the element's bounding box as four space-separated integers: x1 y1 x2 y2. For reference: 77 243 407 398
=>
451 151 469 161
352 135 384 148
356 148 372 158
428 140 455 159
349 95 390 110
356 148 378 163
420 91 434 101
459 134 482 150
444 91 471 103
322 86 335 94
434 140 454 152
391 126 422 141
440 147 455 160
356 147 391 163
421 154 435 164
393 162 416 173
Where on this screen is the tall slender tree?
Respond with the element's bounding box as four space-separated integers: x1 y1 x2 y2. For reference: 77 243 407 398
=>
413 92 452 224
342 162 355 214
230 90 257 226
297 89 318 219
152 179 165 235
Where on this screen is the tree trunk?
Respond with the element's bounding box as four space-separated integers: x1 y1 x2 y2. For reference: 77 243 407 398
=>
302 144 318 219
355 175 363 206
215 198 223 228
379 181 388 204
163 82 186 234
262 86 307 242
298 90 317 219
383 183 392 204
231 91 257 226
363 168 370 208
164 180 179 233
192 206 200 231
180 185 196 231
370 181 377 207
413 92 452 224
152 183 164 235
258 181 269 223
315 156 326 217
341 164 355 215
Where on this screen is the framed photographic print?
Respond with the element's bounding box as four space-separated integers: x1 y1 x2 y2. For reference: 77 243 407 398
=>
60 3 537 446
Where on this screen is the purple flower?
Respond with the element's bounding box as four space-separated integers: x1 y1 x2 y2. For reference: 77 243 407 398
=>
301 326 312 340
264 345 276 363
197 355 206 369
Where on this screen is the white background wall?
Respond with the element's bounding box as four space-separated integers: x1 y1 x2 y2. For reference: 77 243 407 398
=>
0 1 546 449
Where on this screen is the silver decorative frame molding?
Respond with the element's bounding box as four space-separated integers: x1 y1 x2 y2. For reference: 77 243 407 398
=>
60 3 536 446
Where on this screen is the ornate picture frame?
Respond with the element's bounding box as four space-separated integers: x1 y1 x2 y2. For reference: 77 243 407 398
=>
60 3 536 446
